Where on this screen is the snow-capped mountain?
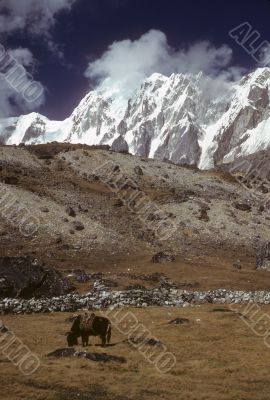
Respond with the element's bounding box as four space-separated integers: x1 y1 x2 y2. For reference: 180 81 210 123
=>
1 68 270 169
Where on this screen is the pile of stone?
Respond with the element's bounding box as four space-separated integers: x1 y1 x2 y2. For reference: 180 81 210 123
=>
1 288 270 314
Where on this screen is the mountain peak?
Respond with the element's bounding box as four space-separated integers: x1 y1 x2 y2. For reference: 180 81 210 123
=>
0 68 269 169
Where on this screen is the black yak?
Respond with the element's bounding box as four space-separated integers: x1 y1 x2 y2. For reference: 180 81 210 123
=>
67 313 111 347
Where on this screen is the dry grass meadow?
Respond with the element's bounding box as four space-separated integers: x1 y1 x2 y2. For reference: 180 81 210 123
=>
1 305 270 400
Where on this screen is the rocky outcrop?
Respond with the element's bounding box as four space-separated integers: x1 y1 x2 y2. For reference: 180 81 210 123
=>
0 256 74 299
0 125 16 145
220 149 270 182
22 117 46 143
111 135 129 153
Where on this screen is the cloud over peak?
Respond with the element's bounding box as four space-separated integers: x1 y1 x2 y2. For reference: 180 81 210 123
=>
85 29 241 97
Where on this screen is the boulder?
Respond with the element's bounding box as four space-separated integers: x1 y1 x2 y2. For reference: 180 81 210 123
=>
114 199 124 207
0 256 74 299
144 338 163 346
4 176 18 185
128 336 163 347
233 203 252 212
134 166 143 176
151 252 175 263
169 318 190 324
72 221 85 231
66 206 76 217
48 348 127 364
198 208 210 222
40 207 49 213
111 136 129 154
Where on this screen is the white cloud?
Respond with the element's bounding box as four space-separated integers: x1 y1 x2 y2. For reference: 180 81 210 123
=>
8 48 34 68
258 42 270 67
85 29 241 97
0 0 77 37
0 47 45 118
0 0 78 116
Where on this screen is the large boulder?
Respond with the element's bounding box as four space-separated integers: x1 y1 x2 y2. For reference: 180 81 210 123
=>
151 252 175 263
71 221 85 231
4 176 19 185
233 202 252 212
111 135 129 154
0 256 74 299
66 206 76 217
169 318 190 325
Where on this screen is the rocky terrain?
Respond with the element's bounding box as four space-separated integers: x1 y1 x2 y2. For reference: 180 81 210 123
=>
220 148 270 185
0 142 269 311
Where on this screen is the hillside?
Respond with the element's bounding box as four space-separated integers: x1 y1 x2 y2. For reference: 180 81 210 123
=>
0 143 269 295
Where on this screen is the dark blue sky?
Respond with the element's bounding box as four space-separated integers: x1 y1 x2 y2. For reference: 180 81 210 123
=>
3 0 270 119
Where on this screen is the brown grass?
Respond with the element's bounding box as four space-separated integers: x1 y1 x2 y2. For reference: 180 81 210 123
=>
1 305 270 400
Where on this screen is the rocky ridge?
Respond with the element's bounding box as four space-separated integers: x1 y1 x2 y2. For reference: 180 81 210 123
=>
1 68 270 169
